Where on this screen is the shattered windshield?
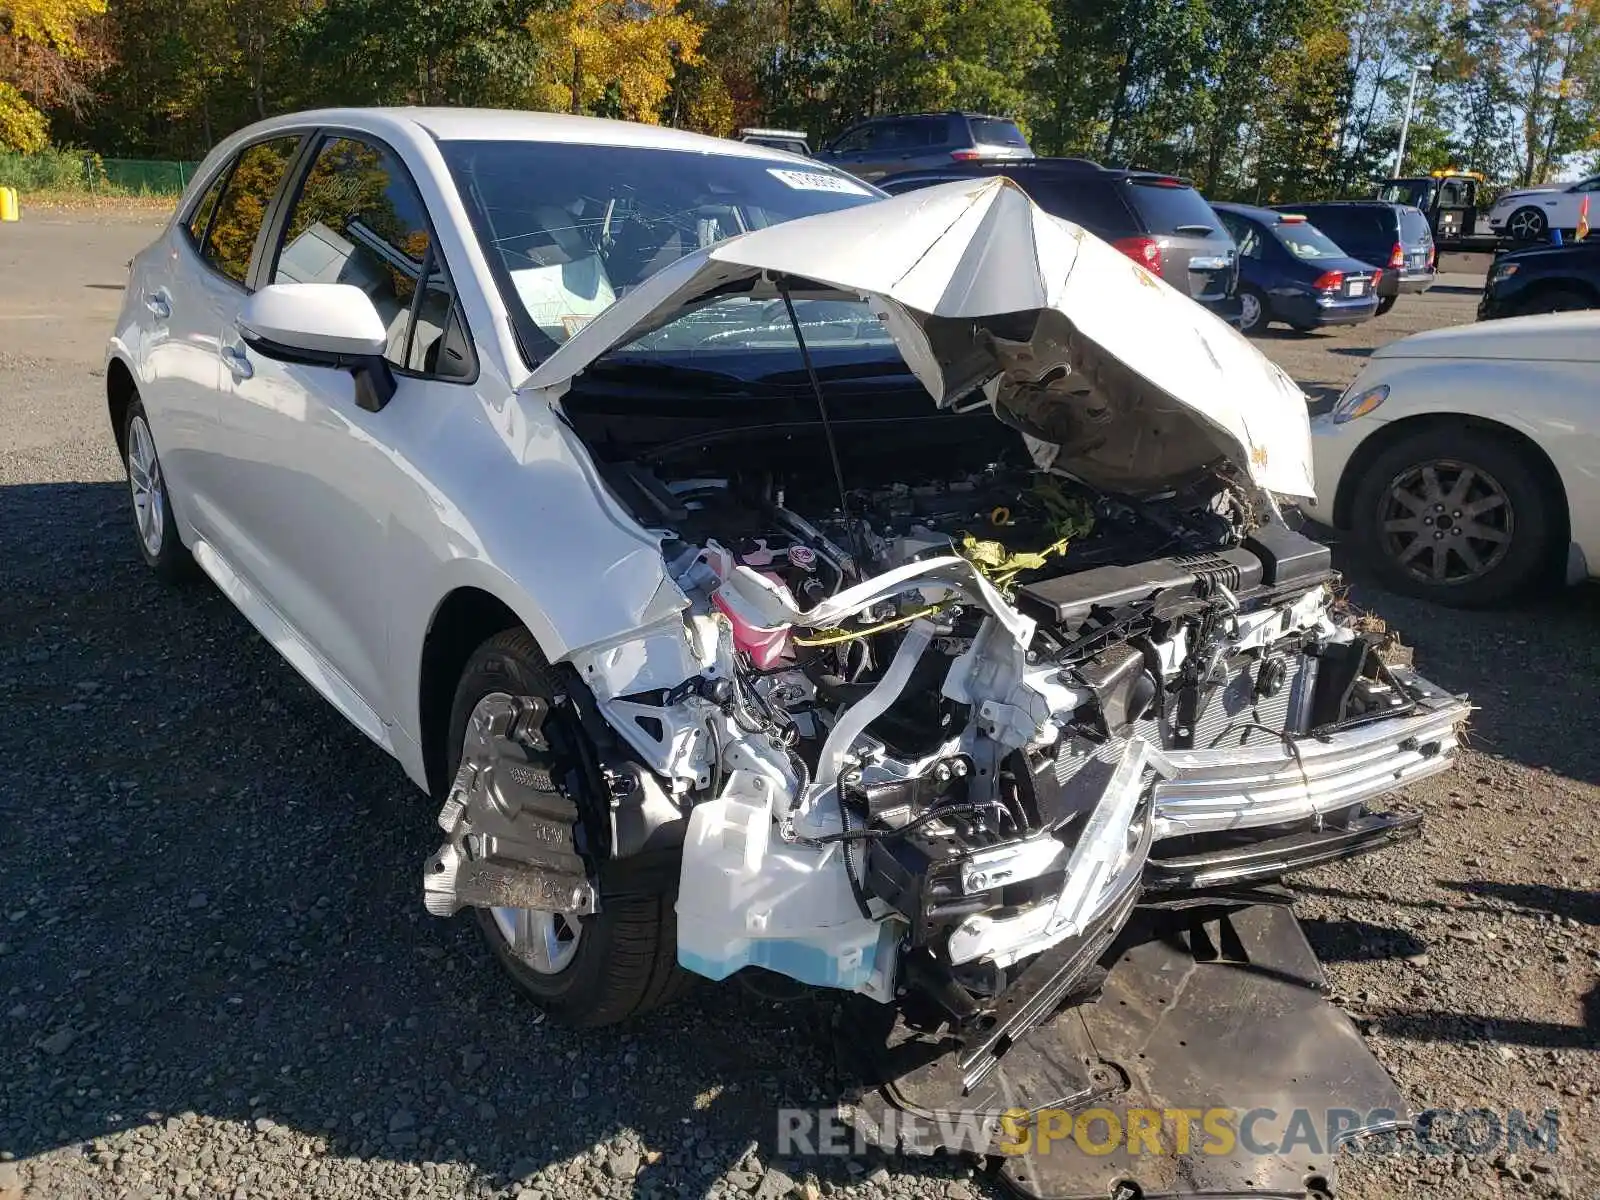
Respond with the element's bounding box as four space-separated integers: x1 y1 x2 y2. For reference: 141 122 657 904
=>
442 139 889 363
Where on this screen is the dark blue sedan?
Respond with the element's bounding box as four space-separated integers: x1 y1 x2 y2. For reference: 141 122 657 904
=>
1211 202 1383 334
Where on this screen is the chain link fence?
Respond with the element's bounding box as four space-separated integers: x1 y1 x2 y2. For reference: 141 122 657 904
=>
0 150 200 195
97 157 203 194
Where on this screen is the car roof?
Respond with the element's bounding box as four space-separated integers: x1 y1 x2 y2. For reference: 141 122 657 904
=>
224 106 806 161
1210 201 1293 224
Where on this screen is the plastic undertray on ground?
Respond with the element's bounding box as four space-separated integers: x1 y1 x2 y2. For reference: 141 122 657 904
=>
837 902 1406 1200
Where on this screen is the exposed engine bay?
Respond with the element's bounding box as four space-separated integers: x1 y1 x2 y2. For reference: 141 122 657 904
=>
429 432 1468 1048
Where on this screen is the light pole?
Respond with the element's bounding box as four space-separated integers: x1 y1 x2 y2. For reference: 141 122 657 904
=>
1392 64 1428 177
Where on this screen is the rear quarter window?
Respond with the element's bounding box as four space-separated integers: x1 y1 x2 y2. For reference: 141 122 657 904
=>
1399 207 1433 243
969 118 1029 148
1124 180 1230 241
1024 177 1137 237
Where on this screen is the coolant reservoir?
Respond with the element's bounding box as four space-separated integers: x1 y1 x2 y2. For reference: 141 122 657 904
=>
675 772 895 996
710 588 791 669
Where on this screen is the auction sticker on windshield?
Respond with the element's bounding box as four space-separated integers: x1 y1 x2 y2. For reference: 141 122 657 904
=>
767 168 873 196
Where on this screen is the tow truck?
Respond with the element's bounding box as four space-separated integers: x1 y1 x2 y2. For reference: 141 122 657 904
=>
1377 168 1501 250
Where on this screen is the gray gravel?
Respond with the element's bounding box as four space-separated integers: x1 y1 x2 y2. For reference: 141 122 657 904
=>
2 210 1596 1200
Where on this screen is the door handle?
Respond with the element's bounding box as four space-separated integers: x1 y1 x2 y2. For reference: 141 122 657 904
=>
144 291 171 320
220 344 253 380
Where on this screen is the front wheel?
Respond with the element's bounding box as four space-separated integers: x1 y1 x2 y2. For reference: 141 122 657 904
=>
1237 287 1269 334
1506 206 1547 242
122 399 194 582
1376 295 1397 316
1348 428 1557 606
447 628 692 1025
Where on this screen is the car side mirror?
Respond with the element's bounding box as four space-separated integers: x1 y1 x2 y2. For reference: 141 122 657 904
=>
236 283 397 412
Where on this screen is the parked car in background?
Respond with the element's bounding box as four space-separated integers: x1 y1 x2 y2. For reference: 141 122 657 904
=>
1212 203 1381 333
1273 201 1434 314
814 111 1032 181
736 127 810 156
1478 239 1600 318
1488 174 1600 241
1306 312 1599 605
877 159 1240 321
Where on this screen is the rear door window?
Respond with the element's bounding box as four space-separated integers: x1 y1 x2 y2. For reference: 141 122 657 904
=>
200 136 302 285
875 117 949 151
1219 213 1264 259
1024 177 1136 237
1124 179 1230 241
970 118 1028 148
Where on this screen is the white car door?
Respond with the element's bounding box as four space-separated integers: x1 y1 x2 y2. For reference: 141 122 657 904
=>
1565 176 1600 226
144 137 304 539
203 131 478 742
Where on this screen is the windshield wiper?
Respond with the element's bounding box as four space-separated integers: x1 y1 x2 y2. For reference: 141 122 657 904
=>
1174 223 1216 236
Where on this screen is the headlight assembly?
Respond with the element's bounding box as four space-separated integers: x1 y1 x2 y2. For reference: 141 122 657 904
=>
1332 383 1389 424
1489 261 1520 284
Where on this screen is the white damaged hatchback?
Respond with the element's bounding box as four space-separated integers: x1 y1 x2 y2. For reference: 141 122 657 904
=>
109 109 1469 1196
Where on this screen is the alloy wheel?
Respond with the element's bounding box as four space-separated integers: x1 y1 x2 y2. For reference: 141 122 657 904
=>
487 907 583 975
1378 458 1513 586
1507 208 1545 240
1239 291 1263 331
127 414 166 557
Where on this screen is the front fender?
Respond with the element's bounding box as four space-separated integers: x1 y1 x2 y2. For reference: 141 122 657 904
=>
1316 357 1599 561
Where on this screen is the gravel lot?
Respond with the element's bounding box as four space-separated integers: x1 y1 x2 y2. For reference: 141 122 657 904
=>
2 213 1596 1200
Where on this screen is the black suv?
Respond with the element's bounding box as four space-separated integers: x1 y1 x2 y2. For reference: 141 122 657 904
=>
814 112 1033 182
1270 201 1434 314
877 158 1240 320
1478 240 1600 318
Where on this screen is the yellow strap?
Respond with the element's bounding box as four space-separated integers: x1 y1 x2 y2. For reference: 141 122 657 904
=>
792 603 944 647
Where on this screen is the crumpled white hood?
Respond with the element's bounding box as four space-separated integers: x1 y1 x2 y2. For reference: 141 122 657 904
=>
525 176 1315 498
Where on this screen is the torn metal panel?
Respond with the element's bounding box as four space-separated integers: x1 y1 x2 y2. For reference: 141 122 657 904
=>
841 904 1407 1200
424 694 595 918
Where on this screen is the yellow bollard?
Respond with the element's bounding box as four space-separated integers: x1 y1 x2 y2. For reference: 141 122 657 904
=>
0 187 18 222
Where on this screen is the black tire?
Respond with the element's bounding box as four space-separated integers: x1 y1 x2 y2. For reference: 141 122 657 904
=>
1507 206 1547 242
1237 286 1269 334
1376 294 1397 316
121 397 195 582
1348 427 1557 607
1519 287 1592 316
446 627 692 1026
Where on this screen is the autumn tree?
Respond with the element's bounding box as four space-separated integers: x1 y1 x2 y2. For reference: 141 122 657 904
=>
524 0 705 123
0 0 105 148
